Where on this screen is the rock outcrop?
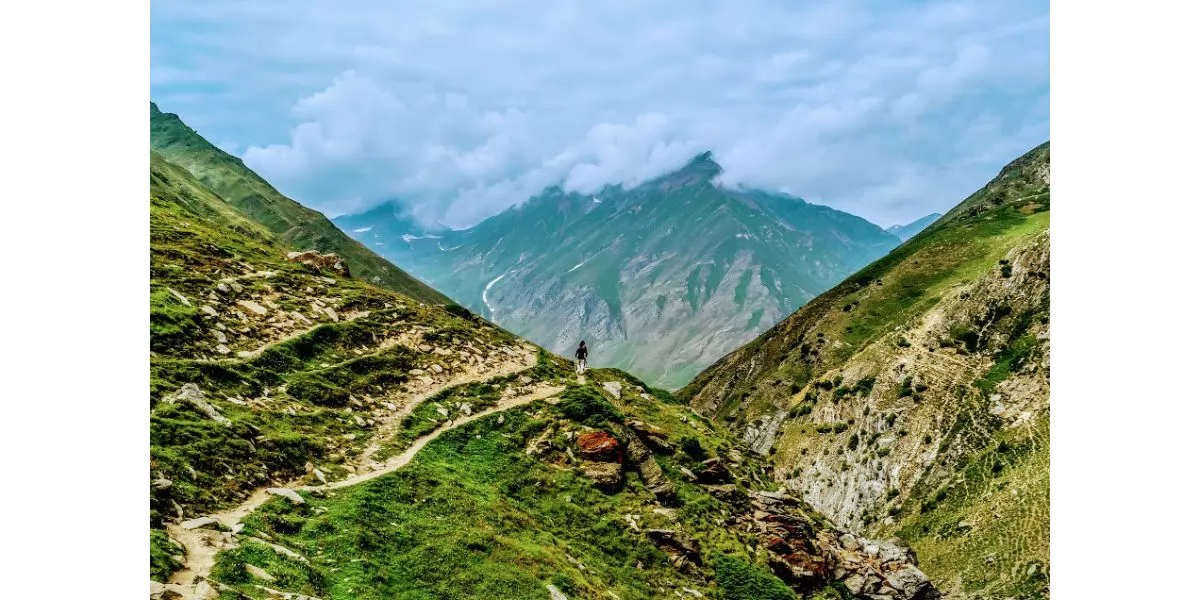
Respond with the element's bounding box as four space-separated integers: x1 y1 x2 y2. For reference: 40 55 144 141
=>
286 250 350 277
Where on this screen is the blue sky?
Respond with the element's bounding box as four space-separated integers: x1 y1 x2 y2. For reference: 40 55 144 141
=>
151 1 1048 229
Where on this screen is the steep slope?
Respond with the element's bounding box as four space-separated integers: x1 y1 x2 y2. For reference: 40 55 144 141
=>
336 152 901 390
680 143 1050 600
886 214 943 242
150 102 450 305
150 151 940 600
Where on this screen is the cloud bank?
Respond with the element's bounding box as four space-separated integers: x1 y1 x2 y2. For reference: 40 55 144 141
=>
151 0 1048 229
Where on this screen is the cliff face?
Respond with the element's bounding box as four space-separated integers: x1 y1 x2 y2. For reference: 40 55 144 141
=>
681 143 1051 599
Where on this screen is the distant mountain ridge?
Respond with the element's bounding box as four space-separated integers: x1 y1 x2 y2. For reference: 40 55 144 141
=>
886 213 943 241
336 151 902 389
149 102 450 305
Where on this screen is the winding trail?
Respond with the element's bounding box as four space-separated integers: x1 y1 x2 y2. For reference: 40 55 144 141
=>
158 380 565 600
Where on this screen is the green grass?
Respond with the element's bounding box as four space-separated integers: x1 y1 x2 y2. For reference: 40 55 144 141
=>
150 529 180 582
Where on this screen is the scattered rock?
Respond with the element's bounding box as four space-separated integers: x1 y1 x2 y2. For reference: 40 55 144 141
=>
431 364 444 374
217 282 231 294
237 351 253 359
152 477 173 490
236 299 269 316
323 307 339 322
201 305 219 317
213 330 228 344
215 344 231 355
418 344 433 353
436 406 450 417
353 415 366 427
313 468 327 484
266 488 304 505
228 281 244 293
547 583 570 600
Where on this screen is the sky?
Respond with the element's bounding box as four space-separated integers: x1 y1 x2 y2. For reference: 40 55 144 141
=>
151 1 1048 230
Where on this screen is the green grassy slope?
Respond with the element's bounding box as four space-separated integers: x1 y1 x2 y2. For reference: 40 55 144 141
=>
681 142 1051 600
150 102 450 305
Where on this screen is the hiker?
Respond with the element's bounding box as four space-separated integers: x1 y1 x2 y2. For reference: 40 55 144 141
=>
574 340 588 374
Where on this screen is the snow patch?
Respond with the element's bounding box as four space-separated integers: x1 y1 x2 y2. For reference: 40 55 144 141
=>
482 272 508 317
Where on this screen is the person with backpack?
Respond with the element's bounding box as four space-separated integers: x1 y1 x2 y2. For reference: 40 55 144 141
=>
574 341 588 374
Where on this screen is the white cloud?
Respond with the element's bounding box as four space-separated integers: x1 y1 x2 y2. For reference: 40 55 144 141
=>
151 0 1049 229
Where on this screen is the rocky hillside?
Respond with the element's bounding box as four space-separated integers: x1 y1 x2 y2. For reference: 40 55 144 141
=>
150 102 450 305
335 152 900 389
680 143 1050 600
150 148 942 599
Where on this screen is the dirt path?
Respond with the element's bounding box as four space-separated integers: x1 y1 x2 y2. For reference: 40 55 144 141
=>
158 381 565 600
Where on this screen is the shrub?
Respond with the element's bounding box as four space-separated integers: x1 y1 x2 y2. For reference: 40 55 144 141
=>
847 434 860 451
788 404 812 418
897 337 912 348
898 376 915 398
853 377 876 395
557 385 622 428
712 552 796 600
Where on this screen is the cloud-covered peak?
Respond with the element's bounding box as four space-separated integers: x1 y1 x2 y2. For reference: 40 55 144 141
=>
151 1 1048 230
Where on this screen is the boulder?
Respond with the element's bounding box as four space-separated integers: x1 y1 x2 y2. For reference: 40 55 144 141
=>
165 384 231 427
579 460 622 490
286 250 350 277
577 431 622 462
602 381 622 399
266 487 304 505
696 458 731 483
179 516 218 530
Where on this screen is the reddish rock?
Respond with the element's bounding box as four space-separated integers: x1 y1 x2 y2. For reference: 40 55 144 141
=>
577 431 622 463
765 537 793 554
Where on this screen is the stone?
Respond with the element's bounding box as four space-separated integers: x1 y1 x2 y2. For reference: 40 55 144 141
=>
577 431 622 462
201 305 219 317
213 330 228 344
579 460 623 489
547 584 570 600
152 477 173 490
166 288 191 306
215 344 231 355
697 458 731 483
179 516 218 530
354 415 366 427
229 281 244 293
236 299 269 316
418 344 433 353
313 468 327 484
266 487 305 505
431 364 444 374
237 351 253 359
323 307 339 322
459 403 473 416
436 406 449 417
165 384 231 427
217 282 231 294
243 563 276 581
519 375 533 385
602 381 622 399
883 564 935 599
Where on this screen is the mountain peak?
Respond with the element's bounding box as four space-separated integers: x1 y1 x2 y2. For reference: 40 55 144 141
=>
681 150 722 177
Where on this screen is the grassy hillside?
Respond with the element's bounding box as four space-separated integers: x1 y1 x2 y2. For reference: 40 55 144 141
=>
681 142 1051 600
150 151 940 600
150 102 450 305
